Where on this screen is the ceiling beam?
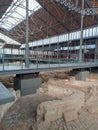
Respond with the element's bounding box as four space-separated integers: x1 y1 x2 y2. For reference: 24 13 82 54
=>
33 11 59 35
36 0 70 32
56 2 80 28
14 3 59 36
29 19 51 37
0 2 12 6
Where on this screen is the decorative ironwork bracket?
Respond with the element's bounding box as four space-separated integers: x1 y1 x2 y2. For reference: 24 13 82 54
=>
54 0 98 15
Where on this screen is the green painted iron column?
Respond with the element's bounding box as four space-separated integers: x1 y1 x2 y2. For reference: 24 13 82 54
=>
79 0 84 62
25 0 29 67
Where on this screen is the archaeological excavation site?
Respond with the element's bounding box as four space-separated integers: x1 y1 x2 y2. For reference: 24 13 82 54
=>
1 69 98 130
1 0 98 130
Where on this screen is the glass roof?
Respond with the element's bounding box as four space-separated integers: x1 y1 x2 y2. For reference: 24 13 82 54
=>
0 0 41 30
0 33 21 47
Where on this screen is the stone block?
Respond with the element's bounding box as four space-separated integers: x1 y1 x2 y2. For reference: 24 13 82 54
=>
88 105 98 113
69 76 75 82
44 108 61 122
48 85 72 98
37 100 63 122
37 89 84 123
86 100 98 114
63 109 78 122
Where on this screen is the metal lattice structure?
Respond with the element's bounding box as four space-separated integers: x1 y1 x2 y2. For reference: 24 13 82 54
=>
55 0 98 15
55 0 81 13
84 8 98 15
0 0 98 43
0 0 98 69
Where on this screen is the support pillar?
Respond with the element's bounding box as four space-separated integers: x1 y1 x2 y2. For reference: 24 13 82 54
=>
70 69 89 81
79 0 84 62
94 39 98 62
14 72 41 96
25 0 29 67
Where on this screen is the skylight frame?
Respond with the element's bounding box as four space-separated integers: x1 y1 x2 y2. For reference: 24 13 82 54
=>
0 0 42 30
0 33 21 46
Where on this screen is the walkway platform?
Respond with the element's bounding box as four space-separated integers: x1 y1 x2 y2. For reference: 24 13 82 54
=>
0 82 15 105
0 62 98 75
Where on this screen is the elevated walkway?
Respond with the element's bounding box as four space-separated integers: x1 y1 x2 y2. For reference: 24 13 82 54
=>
0 62 98 75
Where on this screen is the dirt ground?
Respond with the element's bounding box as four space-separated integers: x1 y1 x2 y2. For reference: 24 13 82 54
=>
0 94 56 130
1 70 98 130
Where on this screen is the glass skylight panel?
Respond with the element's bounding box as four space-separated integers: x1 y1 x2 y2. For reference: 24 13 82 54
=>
0 0 41 30
92 27 96 36
0 33 21 45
